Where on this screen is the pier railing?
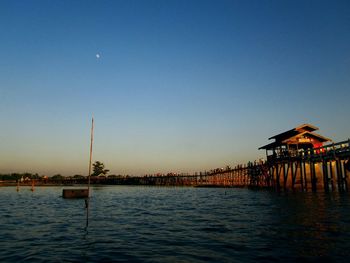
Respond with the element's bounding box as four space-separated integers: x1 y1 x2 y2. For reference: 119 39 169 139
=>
267 139 350 161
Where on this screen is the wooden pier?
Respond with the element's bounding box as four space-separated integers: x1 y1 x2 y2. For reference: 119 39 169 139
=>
127 139 349 192
39 139 349 192
266 140 350 192
207 139 350 192
33 122 350 193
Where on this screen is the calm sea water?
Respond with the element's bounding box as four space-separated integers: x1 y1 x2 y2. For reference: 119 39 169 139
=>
1 186 350 262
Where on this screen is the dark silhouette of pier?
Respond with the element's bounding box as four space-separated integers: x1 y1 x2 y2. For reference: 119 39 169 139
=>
45 139 350 192
33 124 347 192
130 139 349 192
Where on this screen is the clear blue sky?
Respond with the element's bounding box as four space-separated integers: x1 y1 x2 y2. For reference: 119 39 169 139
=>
1 0 349 176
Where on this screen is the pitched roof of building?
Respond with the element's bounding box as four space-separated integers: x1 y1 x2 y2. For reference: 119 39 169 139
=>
281 131 331 144
259 123 331 150
268 123 318 141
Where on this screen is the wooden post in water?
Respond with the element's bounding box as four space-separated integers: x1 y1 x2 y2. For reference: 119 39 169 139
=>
343 160 349 191
31 180 35 192
86 117 94 228
291 162 298 191
310 161 317 192
342 160 347 191
302 161 307 191
329 161 335 191
322 160 329 192
299 161 304 191
282 163 286 191
336 159 343 192
276 164 282 192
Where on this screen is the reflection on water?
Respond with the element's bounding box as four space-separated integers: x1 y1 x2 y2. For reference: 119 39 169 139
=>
0 186 350 262
262 192 349 261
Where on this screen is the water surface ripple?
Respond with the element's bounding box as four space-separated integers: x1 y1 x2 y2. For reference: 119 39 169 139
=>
1 186 350 262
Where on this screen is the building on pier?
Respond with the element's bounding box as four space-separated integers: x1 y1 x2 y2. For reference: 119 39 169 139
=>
259 124 331 161
258 124 350 192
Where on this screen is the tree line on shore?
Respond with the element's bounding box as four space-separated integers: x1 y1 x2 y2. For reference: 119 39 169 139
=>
0 161 111 181
0 172 42 181
0 161 246 182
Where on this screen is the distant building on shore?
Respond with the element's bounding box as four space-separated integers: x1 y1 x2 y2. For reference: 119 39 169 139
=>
259 124 331 160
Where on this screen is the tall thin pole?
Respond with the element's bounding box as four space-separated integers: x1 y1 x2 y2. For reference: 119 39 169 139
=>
88 117 94 194
86 117 94 228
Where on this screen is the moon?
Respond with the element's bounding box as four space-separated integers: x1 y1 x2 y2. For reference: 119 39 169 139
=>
96 53 100 59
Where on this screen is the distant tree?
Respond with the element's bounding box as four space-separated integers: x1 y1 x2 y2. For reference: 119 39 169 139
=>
51 174 64 180
31 173 41 179
73 174 85 179
92 161 109 176
11 173 22 181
